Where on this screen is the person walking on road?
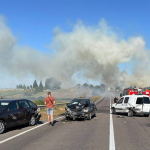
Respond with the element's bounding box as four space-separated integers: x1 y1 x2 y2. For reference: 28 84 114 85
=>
114 95 118 103
45 92 55 126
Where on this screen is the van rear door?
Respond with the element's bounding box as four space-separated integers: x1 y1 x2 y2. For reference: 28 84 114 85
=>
143 97 150 113
135 97 143 113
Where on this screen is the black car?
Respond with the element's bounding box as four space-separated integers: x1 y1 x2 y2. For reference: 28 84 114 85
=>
65 98 97 120
0 99 41 134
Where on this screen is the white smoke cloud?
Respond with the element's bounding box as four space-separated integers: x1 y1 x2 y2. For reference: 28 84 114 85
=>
0 15 150 88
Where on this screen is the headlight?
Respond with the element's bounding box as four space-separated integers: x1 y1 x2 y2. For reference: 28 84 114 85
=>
66 107 71 112
37 107 40 112
83 108 89 113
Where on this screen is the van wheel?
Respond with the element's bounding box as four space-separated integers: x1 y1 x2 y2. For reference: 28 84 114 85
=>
0 120 5 134
112 108 116 114
128 110 133 117
144 114 149 117
29 116 36 126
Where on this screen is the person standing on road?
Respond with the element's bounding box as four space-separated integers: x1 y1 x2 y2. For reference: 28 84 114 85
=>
114 95 118 103
45 92 55 126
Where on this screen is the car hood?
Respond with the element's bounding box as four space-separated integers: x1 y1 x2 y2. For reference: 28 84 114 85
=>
111 103 116 107
67 104 88 111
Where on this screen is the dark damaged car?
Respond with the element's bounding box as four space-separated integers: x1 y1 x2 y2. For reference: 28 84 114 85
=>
65 98 97 120
0 99 41 134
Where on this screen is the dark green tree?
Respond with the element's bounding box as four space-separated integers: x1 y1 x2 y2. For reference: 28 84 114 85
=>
39 81 44 92
89 84 94 89
30 85 33 90
33 80 38 89
82 83 89 88
23 85 26 90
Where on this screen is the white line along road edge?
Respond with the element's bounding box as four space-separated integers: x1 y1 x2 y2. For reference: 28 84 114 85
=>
95 97 104 104
109 97 116 150
0 97 103 145
0 116 65 145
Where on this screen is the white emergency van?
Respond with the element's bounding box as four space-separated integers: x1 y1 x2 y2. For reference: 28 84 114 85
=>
111 95 150 117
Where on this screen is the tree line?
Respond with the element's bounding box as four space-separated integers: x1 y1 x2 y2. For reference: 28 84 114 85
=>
16 77 61 93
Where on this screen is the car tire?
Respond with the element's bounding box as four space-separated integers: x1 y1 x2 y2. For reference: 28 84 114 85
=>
144 114 149 117
66 116 69 120
29 115 36 126
128 110 133 117
0 120 6 134
87 113 92 120
112 108 116 114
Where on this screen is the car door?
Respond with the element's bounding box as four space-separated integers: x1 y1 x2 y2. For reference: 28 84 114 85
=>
142 97 150 113
115 97 124 113
134 97 143 113
5 101 23 127
18 100 31 123
122 97 130 113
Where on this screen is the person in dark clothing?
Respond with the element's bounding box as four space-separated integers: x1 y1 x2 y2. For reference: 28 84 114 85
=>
114 95 118 103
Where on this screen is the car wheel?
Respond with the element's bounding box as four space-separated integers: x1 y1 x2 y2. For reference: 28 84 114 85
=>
0 120 5 134
128 110 133 117
112 108 116 114
144 114 149 117
66 116 69 120
88 113 92 120
29 115 36 126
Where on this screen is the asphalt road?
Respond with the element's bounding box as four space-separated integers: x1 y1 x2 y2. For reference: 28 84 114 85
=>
1 97 150 150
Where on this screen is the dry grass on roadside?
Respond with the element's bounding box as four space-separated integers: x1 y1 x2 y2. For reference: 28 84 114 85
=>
92 96 102 102
40 105 66 120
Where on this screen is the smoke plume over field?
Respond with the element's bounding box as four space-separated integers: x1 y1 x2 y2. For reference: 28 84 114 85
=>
0 15 150 88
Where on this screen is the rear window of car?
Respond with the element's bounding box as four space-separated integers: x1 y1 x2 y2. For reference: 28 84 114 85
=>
124 97 129 103
71 99 90 105
0 102 9 111
143 97 150 104
136 98 143 104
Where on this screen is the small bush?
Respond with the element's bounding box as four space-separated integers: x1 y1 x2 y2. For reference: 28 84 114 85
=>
34 100 45 105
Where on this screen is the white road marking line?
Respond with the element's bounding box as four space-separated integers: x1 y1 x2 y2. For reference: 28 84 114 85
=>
95 97 104 104
0 116 65 144
109 97 116 150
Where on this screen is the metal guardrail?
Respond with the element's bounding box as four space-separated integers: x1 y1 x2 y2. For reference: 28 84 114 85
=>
37 97 104 108
37 103 68 108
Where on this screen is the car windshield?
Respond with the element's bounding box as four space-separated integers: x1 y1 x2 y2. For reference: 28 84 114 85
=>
0 101 9 111
70 99 89 105
143 97 150 104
